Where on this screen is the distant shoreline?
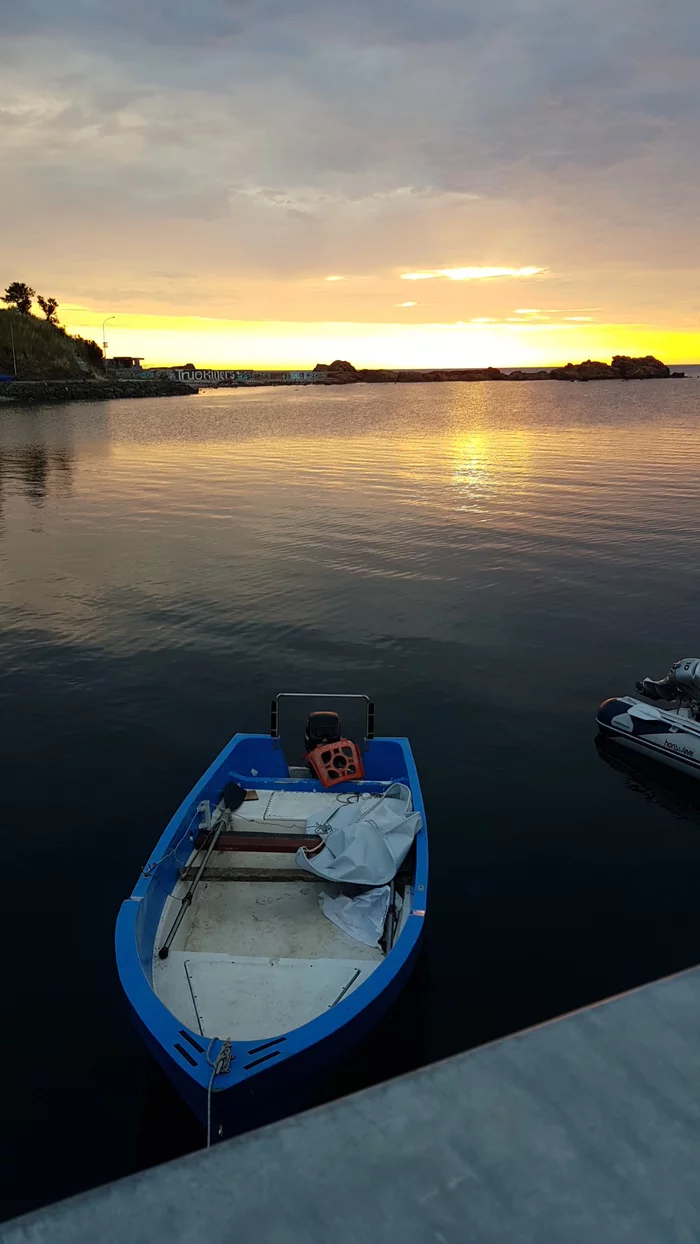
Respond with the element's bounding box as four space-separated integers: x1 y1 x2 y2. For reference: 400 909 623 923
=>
0 355 692 406
148 354 685 387
306 355 684 385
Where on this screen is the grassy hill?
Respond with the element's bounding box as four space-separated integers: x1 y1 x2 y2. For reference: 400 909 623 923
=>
0 309 105 380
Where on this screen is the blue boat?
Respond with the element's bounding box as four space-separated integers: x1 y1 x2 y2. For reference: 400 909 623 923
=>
116 694 428 1143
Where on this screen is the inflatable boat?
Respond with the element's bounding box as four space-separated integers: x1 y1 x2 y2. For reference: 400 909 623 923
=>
597 658 700 779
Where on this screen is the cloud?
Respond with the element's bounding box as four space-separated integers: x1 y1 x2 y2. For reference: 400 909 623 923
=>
401 267 546 281
0 0 699 332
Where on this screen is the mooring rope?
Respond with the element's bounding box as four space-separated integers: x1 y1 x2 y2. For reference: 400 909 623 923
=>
206 1037 233 1148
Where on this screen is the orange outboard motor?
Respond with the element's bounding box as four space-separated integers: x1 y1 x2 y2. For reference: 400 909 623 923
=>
306 739 365 788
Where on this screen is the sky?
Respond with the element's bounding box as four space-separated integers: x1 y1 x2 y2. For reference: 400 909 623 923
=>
2 0 699 367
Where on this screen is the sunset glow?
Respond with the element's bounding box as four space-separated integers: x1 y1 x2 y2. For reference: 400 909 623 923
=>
1 0 699 365
58 307 700 370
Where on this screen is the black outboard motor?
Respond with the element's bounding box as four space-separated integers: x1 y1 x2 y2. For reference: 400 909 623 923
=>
305 711 342 756
637 657 700 703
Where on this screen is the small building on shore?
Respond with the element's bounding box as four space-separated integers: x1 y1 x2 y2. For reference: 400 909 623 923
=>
106 357 145 379
106 356 143 371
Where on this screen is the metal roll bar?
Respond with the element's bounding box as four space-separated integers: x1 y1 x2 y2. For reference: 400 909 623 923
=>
270 692 375 750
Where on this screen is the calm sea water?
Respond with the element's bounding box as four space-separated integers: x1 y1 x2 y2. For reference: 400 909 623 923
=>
2 378 700 1220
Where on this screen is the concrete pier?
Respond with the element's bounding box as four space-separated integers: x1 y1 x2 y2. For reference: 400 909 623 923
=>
3 967 700 1243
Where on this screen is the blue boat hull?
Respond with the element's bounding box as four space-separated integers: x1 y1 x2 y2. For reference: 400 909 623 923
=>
130 930 422 1139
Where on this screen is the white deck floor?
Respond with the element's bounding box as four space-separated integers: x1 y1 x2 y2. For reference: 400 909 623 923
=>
159 952 377 1040
185 880 383 959
154 864 384 1040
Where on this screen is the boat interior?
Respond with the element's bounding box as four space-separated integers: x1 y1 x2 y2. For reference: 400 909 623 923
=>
153 785 415 1042
627 695 700 728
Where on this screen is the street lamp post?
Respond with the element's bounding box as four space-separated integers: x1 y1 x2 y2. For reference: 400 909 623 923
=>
102 315 115 360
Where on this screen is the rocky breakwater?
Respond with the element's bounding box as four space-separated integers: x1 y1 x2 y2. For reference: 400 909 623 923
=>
314 360 510 384
313 355 680 385
549 355 671 381
1 378 199 404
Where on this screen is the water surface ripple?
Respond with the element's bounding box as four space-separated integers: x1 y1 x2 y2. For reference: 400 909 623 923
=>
2 380 700 1218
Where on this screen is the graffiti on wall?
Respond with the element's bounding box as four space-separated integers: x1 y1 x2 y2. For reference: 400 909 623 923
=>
169 369 324 385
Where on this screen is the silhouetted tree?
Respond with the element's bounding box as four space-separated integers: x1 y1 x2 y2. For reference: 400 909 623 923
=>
2 282 35 314
73 335 105 369
37 295 60 325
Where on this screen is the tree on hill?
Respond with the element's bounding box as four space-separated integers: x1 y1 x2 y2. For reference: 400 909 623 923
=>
37 295 60 325
2 282 35 314
73 335 105 368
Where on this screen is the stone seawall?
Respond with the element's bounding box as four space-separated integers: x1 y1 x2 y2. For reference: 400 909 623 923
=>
0 378 199 404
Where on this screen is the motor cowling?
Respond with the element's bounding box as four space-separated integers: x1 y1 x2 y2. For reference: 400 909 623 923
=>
638 657 700 702
304 711 342 755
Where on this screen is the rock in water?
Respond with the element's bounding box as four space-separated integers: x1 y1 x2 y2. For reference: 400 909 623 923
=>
610 355 670 379
549 360 613 381
357 369 399 383
318 359 360 384
312 356 673 385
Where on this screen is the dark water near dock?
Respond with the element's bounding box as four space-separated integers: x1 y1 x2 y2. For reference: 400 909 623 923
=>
2 378 700 1220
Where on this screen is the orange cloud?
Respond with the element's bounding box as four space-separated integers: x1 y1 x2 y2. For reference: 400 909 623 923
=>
401 266 546 282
